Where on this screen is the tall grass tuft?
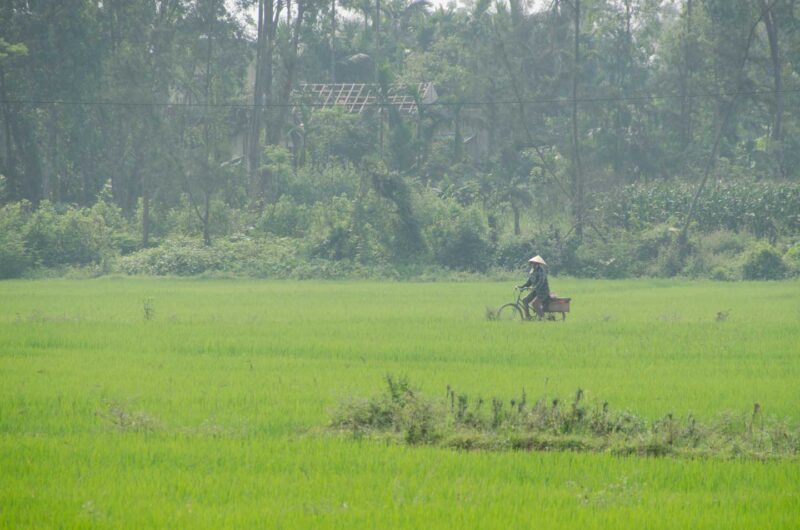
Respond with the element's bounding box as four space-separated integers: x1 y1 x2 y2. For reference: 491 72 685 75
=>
142 298 155 321
330 378 800 459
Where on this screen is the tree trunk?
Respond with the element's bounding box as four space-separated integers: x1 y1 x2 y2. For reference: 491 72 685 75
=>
0 66 20 197
247 0 266 186
681 3 769 239
487 80 496 156
270 0 305 147
681 0 693 148
204 2 214 246
249 0 280 198
453 106 462 161
130 128 149 247
142 171 150 248
375 0 380 52
330 0 336 82
261 0 280 195
512 204 521 236
45 107 59 202
571 0 584 238
614 0 632 178
203 191 211 247
416 97 423 172
190 0 217 247
761 4 782 142
20 114 43 204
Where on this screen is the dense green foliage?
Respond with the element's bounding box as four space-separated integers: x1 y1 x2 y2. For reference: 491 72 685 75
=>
1 279 799 528
1 179 798 280
600 181 800 236
1 0 798 281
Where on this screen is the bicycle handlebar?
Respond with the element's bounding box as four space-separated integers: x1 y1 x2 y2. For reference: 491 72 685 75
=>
514 286 531 303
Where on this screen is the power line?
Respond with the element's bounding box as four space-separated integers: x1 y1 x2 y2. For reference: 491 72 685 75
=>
1 87 799 110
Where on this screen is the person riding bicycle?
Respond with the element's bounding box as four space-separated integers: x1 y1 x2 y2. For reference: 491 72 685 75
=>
517 255 550 320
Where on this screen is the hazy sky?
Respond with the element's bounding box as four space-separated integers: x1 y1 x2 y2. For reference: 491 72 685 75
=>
228 0 682 39
228 0 555 36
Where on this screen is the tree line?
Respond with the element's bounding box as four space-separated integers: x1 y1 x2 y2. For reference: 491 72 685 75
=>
0 0 798 278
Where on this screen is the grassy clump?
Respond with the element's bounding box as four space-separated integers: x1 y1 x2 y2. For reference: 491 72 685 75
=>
330 377 800 459
97 400 162 433
331 375 442 445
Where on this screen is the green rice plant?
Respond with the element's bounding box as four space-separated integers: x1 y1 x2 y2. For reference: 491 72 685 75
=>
1 278 799 529
142 298 155 321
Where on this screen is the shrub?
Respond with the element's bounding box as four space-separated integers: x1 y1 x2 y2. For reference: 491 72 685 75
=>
558 231 646 279
634 225 674 262
495 227 565 272
495 237 535 270
581 235 641 278
257 195 310 238
221 237 300 278
166 195 232 241
784 243 800 277
304 194 394 267
427 204 493 272
684 230 753 279
117 237 228 276
57 208 107 265
709 266 736 281
261 145 295 199
0 202 32 278
303 108 378 168
330 375 443 445
0 233 29 279
117 236 301 277
702 230 750 256
134 196 172 241
741 244 787 280
288 164 360 205
306 195 359 261
22 201 110 267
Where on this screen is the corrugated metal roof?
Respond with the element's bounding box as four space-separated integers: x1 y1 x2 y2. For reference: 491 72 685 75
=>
294 83 437 115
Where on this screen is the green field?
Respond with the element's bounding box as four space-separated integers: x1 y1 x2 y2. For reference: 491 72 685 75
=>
1 278 799 529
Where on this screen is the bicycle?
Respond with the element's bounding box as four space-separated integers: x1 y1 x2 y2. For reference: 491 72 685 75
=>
496 287 571 321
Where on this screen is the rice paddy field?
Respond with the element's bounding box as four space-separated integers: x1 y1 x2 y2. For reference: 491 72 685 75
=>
1 278 799 529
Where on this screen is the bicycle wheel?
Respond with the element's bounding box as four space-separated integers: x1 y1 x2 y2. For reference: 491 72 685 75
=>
496 303 524 321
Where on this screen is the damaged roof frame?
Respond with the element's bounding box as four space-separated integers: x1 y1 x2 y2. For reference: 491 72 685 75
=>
293 82 437 115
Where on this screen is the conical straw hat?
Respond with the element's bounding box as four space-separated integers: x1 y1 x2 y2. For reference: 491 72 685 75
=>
528 255 547 265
